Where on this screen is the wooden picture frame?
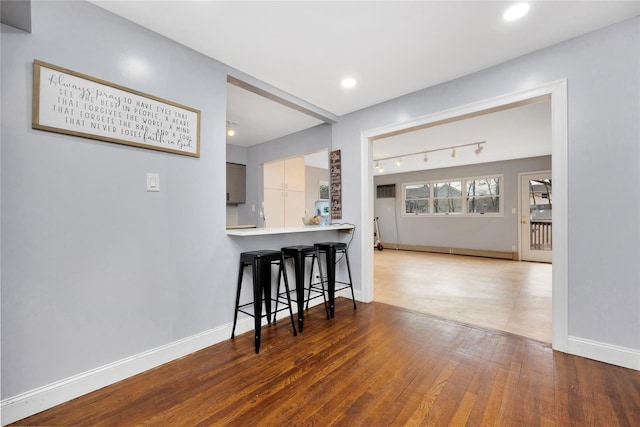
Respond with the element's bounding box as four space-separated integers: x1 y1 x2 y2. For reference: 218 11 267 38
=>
32 59 201 157
330 149 342 219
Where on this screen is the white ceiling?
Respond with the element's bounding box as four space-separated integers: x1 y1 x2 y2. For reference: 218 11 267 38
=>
226 82 324 147
89 1 639 167
373 97 551 175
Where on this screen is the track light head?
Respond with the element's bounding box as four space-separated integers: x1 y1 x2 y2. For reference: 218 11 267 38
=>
423 153 429 162
475 143 484 155
451 148 457 158
226 120 237 137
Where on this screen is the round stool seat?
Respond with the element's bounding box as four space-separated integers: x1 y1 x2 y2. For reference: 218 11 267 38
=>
314 242 348 250
240 250 283 264
281 245 317 256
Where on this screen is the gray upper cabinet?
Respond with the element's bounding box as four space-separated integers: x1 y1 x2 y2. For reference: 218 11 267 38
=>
226 162 246 204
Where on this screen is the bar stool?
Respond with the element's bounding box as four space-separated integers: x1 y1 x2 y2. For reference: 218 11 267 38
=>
280 245 329 332
313 242 357 318
231 250 297 353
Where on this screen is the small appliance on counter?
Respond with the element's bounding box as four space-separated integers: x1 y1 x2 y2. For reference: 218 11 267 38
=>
314 199 331 226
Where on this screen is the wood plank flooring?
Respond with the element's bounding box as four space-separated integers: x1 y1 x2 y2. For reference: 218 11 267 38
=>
374 250 552 342
12 300 640 426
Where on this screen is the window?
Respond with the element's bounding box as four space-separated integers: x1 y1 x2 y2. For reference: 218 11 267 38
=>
402 175 502 216
404 183 429 215
433 181 462 214
466 177 500 214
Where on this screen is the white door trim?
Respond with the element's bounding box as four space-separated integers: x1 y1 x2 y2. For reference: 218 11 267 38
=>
360 79 569 352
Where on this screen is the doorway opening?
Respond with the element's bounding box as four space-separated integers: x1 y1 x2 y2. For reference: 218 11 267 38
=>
360 80 568 351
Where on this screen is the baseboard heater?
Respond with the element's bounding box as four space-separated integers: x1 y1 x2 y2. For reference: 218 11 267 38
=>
383 243 517 261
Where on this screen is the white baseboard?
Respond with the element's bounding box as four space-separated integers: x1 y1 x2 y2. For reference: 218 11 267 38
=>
9 297 635 425
567 336 640 371
1 322 233 426
1 298 331 426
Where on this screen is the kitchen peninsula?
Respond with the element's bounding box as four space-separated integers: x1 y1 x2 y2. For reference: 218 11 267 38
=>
226 223 354 236
227 222 356 339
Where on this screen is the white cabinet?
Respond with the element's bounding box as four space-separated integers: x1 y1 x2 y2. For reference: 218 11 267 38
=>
264 157 305 227
264 158 305 191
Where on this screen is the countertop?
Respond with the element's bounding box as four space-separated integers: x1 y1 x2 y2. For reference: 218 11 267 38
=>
226 223 354 236
226 225 257 230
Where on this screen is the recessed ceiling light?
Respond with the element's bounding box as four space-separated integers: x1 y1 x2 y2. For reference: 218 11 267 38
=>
503 3 530 21
341 77 357 88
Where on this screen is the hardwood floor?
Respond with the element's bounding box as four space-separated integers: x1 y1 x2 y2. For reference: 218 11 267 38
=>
12 300 640 426
374 250 552 343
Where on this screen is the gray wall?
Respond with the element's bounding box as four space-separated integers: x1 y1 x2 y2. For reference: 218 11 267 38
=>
1 0 638 414
1 3 341 404
374 156 551 252
334 17 639 351
226 144 248 165
1 1 231 397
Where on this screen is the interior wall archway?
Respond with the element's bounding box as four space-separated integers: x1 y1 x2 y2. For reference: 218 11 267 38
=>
359 80 568 351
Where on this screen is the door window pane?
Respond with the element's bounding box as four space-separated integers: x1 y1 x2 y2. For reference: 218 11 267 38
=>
529 179 552 250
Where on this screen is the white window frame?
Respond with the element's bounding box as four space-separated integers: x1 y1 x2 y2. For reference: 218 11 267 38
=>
403 182 430 215
402 174 504 217
432 180 463 215
465 175 503 215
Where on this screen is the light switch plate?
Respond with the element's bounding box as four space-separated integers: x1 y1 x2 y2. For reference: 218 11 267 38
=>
146 173 160 192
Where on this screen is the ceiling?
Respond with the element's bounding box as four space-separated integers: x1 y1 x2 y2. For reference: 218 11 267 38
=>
89 1 639 169
373 96 552 174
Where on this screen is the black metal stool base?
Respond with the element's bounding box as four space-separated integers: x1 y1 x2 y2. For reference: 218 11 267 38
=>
231 250 297 353
280 245 329 332
314 242 357 318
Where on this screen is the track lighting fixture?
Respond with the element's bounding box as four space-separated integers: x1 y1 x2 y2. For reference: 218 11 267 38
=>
226 121 237 137
373 141 486 171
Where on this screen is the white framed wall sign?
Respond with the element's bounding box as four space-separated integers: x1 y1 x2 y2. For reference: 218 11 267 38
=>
32 60 201 157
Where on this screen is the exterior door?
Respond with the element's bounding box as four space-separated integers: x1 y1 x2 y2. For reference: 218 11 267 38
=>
520 171 552 263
